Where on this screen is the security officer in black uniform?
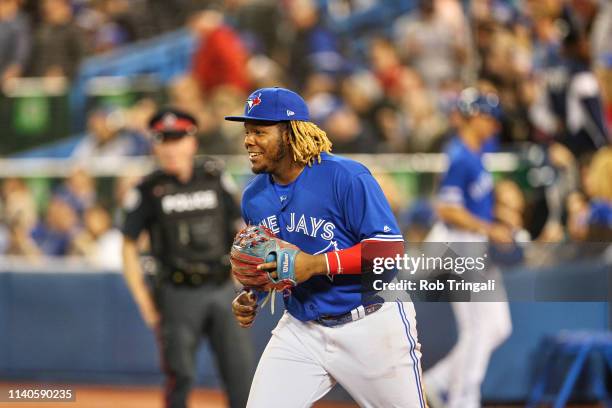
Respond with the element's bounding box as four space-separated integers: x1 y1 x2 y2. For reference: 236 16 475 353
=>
121 107 254 408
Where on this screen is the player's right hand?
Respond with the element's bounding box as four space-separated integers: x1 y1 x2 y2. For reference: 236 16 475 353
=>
232 290 258 328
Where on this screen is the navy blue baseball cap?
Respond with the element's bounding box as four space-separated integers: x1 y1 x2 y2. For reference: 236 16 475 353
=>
225 87 310 123
455 87 502 120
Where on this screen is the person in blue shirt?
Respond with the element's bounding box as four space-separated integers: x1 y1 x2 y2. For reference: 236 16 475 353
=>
425 88 513 408
31 196 78 256
225 87 426 407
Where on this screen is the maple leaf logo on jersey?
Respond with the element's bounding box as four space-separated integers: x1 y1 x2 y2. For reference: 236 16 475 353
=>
246 93 262 113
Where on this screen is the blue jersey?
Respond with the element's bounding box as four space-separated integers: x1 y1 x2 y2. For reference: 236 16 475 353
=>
588 200 612 228
241 152 402 321
438 137 494 221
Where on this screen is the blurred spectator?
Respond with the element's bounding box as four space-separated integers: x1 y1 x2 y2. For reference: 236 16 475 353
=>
522 0 564 71
286 0 344 89
168 74 217 138
71 204 122 268
1 178 39 258
398 68 448 152
77 0 153 45
168 74 210 122
301 72 336 101
112 174 141 227
323 105 375 153
600 61 612 131
309 93 374 153
532 7 609 157
341 71 408 152
373 172 405 215
570 0 601 36
477 25 533 145
323 0 414 37
27 0 87 79
206 85 248 154
190 9 251 97
566 190 589 240
30 196 78 256
124 97 158 140
539 142 581 238
224 0 281 56
246 54 285 89
371 101 408 152
368 36 404 99
340 71 383 120
394 0 470 90
583 145 612 240
494 179 531 242
72 107 151 158
87 0 138 53
167 75 241 154
0 220 7 255
53 168 97 216
591 0 612 68
147 0 202 33
0 0 30 87
490 178 530 266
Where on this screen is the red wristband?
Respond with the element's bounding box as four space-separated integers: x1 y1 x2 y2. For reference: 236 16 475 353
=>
325 240 405 276
325 243 362 275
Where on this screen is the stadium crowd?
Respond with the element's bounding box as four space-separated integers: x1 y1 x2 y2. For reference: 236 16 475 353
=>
0 0 611 264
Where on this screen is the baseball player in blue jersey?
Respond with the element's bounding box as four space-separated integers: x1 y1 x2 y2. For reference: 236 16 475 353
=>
225 87 426 407
424 88 512 408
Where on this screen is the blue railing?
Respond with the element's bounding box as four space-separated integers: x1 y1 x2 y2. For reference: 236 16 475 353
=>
70 29 196 132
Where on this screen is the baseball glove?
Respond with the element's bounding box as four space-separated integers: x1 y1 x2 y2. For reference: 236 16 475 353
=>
230 225 300 291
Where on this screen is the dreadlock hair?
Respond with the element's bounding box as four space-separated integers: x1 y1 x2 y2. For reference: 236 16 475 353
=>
283 120 333 166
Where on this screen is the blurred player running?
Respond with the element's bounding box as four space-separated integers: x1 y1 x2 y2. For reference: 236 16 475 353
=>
424 88 512 408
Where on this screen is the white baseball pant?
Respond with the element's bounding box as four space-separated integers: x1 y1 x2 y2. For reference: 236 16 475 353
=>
247 301 426 408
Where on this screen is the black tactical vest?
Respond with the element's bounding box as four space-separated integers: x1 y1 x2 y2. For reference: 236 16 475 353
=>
147 161 229 277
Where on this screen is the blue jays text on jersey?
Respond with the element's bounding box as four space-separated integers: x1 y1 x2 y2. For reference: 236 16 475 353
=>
241 152 403 321
438 137 494 221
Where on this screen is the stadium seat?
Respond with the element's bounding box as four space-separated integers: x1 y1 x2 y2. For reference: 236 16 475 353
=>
527 330 612 408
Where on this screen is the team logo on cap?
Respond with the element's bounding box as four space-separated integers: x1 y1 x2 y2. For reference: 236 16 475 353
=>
246 93 262 113
162 113 177 129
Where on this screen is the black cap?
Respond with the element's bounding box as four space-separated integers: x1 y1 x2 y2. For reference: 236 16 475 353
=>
148 108 198 140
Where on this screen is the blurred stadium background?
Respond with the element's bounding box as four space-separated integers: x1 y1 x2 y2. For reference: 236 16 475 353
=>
0 0 611 406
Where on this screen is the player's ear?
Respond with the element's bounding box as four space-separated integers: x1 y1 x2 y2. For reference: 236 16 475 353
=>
280 122 291 143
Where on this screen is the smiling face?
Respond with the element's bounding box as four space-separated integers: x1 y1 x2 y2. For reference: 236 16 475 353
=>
243 121 290 175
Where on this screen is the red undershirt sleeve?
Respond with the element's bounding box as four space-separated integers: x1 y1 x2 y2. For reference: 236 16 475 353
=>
324 240 405 276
